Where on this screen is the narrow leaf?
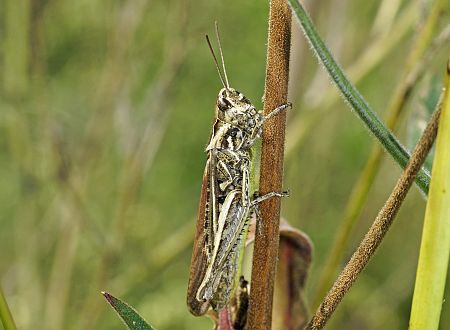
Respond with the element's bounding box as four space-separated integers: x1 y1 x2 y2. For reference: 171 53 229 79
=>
0 287 17 330
288 0 431 195
102 292 155 330
409 60 450 329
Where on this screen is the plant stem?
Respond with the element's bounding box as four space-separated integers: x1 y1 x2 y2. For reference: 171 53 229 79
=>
409 59 450 330
0 286 17 330
312 2 448 307
288 0 431 195
307 105 441 329
247 0 291 329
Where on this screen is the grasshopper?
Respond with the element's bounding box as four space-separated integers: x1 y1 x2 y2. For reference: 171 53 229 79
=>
187 23 290 317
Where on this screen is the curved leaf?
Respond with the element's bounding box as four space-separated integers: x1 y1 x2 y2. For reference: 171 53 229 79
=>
102 292 155 330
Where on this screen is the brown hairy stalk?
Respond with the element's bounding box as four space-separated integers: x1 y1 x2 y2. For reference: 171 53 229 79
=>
307 107 441 329
247 0 292 329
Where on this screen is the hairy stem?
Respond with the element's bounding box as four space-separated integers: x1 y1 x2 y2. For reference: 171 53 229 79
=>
312 5 449 307
307 105 441 329
247 0 291 329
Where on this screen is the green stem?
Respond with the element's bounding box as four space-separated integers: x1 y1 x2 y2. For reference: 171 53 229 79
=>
0 286 17 330
288 0 431 195
409 60 450 330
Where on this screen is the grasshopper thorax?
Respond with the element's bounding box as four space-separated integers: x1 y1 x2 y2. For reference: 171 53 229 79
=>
216 87 262 132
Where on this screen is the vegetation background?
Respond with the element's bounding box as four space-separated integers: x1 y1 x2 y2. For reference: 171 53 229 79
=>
0 0 449 329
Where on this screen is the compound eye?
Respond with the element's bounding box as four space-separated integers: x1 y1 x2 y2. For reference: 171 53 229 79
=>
218 97 232 111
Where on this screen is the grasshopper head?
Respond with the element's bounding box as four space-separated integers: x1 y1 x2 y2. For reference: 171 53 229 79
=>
216 88 261 131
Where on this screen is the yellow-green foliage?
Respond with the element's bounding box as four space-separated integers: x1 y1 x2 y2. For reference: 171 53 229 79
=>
409 64 450 330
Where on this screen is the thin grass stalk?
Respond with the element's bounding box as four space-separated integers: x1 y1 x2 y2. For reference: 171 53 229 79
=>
247 0 291 328
307 100 441 330
0 287 17 330
288 0 431 195
409 59 450 330
312 0 448 306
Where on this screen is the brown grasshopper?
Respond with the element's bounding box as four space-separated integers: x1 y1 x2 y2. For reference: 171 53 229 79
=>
187 23 290 316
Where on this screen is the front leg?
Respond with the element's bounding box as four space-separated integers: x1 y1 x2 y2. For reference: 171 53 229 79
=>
245 102 292 147
250 190 289 207
259 102 292 127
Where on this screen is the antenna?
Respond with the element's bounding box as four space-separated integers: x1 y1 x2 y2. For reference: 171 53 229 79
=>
214 21 230 89
206 35 227 89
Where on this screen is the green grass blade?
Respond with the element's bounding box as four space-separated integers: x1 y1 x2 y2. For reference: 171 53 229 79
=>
409 62 450 329
102 292 155 330
288 0 431 195
0 287 17 330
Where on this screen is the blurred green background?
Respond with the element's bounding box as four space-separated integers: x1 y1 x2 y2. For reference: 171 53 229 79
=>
1 0 449 329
